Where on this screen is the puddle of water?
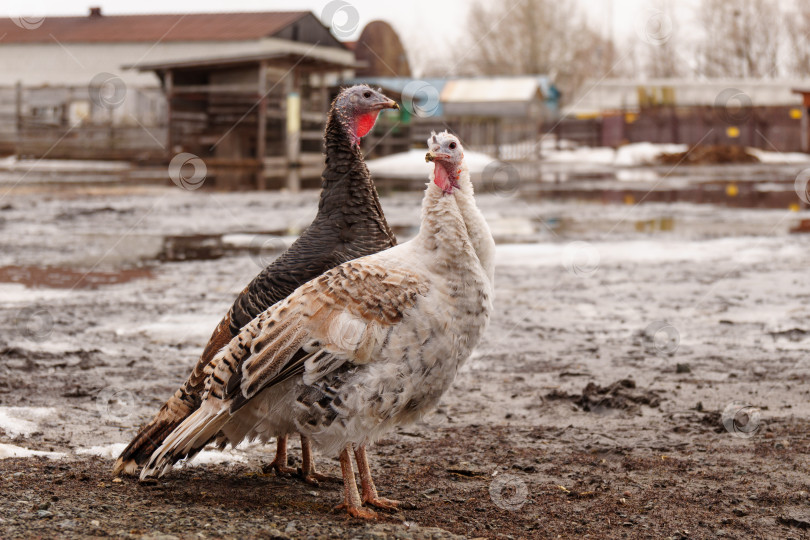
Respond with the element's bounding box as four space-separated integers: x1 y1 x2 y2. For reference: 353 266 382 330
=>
158 230 290 262
0 265 153 289
514 164 808 210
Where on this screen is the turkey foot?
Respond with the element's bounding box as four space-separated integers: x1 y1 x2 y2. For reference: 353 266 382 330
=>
337 445 377 519
354 444 401 509
299 436 341 485
265 435 297 476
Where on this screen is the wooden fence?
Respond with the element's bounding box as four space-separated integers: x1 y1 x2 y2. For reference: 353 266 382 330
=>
0 84 167 162
547 106 807 152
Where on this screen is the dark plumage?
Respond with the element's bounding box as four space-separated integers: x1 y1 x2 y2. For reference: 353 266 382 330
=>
113 85 398 476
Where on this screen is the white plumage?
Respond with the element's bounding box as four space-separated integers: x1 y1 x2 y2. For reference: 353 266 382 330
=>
141 131 495 518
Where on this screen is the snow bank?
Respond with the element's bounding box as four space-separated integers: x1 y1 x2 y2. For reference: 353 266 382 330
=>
542 142 810 167
496 237 804 268
614 143 688 166
189 449 247 466
73 441 255 466
75 443 128 459
748 147 810 164
0 407 58 437
0 156 130 172
0 444 65 460
117 313 223 346
366 149 500 179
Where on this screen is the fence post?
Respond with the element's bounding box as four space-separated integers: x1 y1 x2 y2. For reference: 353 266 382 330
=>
15 81 22 158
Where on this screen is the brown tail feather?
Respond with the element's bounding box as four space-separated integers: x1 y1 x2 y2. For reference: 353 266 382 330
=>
113 389 196 475
113 314 236 476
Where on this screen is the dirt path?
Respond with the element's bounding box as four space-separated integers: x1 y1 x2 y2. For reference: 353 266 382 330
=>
2 185 810 538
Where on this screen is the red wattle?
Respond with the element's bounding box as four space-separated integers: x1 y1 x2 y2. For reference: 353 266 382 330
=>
355 112 380 138
433 162 453 193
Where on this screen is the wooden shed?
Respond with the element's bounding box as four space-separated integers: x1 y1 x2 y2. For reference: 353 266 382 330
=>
132 48 359 190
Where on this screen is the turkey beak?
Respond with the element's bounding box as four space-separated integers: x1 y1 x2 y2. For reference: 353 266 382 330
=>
428 152 451 162
371 99 399 111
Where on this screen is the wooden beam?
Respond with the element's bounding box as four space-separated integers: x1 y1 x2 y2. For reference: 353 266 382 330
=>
256 61 268 190
285 70 301 193
164 70 174 158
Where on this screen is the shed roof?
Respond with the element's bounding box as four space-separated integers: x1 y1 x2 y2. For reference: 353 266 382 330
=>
441 77 544 103
568 78 810 115
130 50 361 72
0 11 312 44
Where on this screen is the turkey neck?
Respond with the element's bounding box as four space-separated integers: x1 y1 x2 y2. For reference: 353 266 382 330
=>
453 174 496 285
416 183 477 269
317 108 393 239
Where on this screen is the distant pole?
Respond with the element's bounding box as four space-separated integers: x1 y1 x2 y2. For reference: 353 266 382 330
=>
256 61 268 190
14 81 22 158
164 70 174 159
285 71 301 193
802 95 810 153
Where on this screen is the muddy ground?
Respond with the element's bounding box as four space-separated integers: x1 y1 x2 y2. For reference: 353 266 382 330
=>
2 183 810 539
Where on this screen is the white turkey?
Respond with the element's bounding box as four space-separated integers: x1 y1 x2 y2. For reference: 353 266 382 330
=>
140 131 495 519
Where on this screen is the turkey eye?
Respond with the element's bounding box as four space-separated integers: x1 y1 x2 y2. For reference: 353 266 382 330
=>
363 91 371 98
449 142 456 149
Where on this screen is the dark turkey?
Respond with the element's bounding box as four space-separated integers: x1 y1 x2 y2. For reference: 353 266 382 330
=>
114 85 399 477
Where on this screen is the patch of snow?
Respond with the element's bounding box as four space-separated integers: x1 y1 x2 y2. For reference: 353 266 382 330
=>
0 283 76 304
749 148 810 164
73 441 252 466
366 149 499 179
541 146 616 165
0 157 130 172
496 237 804 267
615 169 660 182
0 407 58 437
75 443 128 459
614 143 688 166
117 313 223 345
0 444 65 460
221 233 295 249
187 449 247 467
542 142 810 167
488 217 536 237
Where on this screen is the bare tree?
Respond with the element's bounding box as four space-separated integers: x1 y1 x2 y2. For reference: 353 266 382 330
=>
635 1 686 78
784 0 810 77
695 0 783 78
455 0 621 101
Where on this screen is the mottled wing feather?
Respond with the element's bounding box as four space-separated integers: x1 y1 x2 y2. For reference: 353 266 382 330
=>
209 260 429 415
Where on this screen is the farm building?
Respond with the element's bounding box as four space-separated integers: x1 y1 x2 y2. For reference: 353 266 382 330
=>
352 75 560 160
561 78 810 152
0 9 412 188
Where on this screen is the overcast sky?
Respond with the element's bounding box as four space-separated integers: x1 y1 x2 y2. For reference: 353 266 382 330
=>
4 0 701 46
